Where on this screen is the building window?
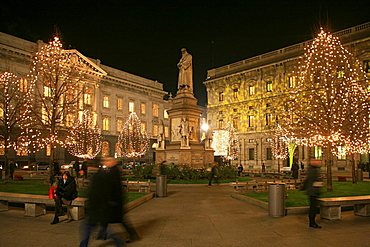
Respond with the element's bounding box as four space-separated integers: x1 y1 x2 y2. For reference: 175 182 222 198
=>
233 88 238 99
44 86 52 97
233 117 239 130
0 140 4 155
248 148 255 160
140 103 146 115
42 107 49 124
249 86 255 96
164 109 169 119
84 93 92 105
103 96 109 108
265 113 272 126
338 146 346 160
129 101 135 113
102 141 109 157
17 145 28 156
337 70 344 78
266 148 272 160
141 122 146 132
288 76 296 88
117 118 123 132
65 114 74 127
219 92 224 102
102 117 110 131
266 81 272 92
0 104 3 119
164 126 169 138
248 115 255 128
117 97 123 111
314 146 322 160
19 78 28 93
218 119 223 129
153 124 158 137
152 103 159 117
46 144 51 156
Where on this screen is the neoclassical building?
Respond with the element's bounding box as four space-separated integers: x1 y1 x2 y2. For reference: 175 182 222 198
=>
204 22 370 171
0 32 172 165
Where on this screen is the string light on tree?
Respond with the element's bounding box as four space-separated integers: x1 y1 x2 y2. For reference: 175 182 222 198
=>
116 112 149 158
66 110 102 159
280 28 369 190
27 35 84 176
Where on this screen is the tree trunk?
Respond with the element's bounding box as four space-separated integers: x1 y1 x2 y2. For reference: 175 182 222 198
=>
326 147 333 192
351 154 357 184
3 139 10 182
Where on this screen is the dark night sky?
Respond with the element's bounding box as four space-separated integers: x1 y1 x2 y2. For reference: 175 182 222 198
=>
1 0 369 106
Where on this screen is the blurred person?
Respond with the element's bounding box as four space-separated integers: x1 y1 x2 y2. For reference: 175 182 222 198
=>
208 162 219 186
80 157 139 247
73 160 80 177
302 162 322 229
51 171 77 224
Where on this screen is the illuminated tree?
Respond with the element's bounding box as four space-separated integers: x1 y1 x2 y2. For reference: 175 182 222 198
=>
116 112 149 158
66 110 102 159
28 36 84 176
226 123 239 161
281 28 369 191
211 123 239 162
0 72 30 180
269 125 289 173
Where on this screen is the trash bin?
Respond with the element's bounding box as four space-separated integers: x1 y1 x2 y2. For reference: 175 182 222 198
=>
156 175 167 197
268 183 285 217
357 169 363 182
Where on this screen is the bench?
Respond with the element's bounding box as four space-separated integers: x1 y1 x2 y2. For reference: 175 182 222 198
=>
0 192 86 220
318 195 370 220
122 179 151 192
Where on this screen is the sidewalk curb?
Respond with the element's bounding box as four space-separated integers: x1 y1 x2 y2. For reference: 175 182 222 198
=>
125 192 155 212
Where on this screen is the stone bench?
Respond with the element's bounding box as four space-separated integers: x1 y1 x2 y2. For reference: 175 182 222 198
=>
0 192 87 220
318 195 370 220
122 179 151 192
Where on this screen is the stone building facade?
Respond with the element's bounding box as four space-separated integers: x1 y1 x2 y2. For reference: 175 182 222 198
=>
204 22 370 171
0 32 172 166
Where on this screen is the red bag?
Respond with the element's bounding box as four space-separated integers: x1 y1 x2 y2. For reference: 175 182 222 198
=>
48 186 56 199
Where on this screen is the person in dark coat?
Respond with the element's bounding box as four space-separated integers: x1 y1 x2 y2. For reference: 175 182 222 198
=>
9 160 15 180
79 157 139 247
208 163 219 186
53 161 60 177
302 162 322 228
73 160 80 177
291 162 299 179
82 160 88 179
51 171 77 224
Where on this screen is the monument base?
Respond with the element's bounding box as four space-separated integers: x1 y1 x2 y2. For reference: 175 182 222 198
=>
156 143 214 169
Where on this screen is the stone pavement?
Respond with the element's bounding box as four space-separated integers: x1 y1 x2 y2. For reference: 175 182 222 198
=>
0 184 370 247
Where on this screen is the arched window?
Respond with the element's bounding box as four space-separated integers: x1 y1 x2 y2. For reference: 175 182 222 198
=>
102 141 109 157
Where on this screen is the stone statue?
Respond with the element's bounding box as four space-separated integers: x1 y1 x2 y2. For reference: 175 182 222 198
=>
179 118 190 147
157 120 165 149
205 128 213 149
177 48 193 91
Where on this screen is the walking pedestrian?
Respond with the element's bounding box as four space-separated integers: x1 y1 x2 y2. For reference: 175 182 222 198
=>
302 161 322 229
80 157 139 247
208 163 219 186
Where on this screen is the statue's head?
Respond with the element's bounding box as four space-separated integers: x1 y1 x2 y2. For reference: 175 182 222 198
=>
181 48 187 54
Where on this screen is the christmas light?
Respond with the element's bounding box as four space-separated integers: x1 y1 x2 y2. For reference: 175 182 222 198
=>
26 36 84 166
66 110 102 159
116 112 149 158
280 28 369 190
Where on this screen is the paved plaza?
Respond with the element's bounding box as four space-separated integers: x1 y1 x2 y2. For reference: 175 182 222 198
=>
0 184 370 247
